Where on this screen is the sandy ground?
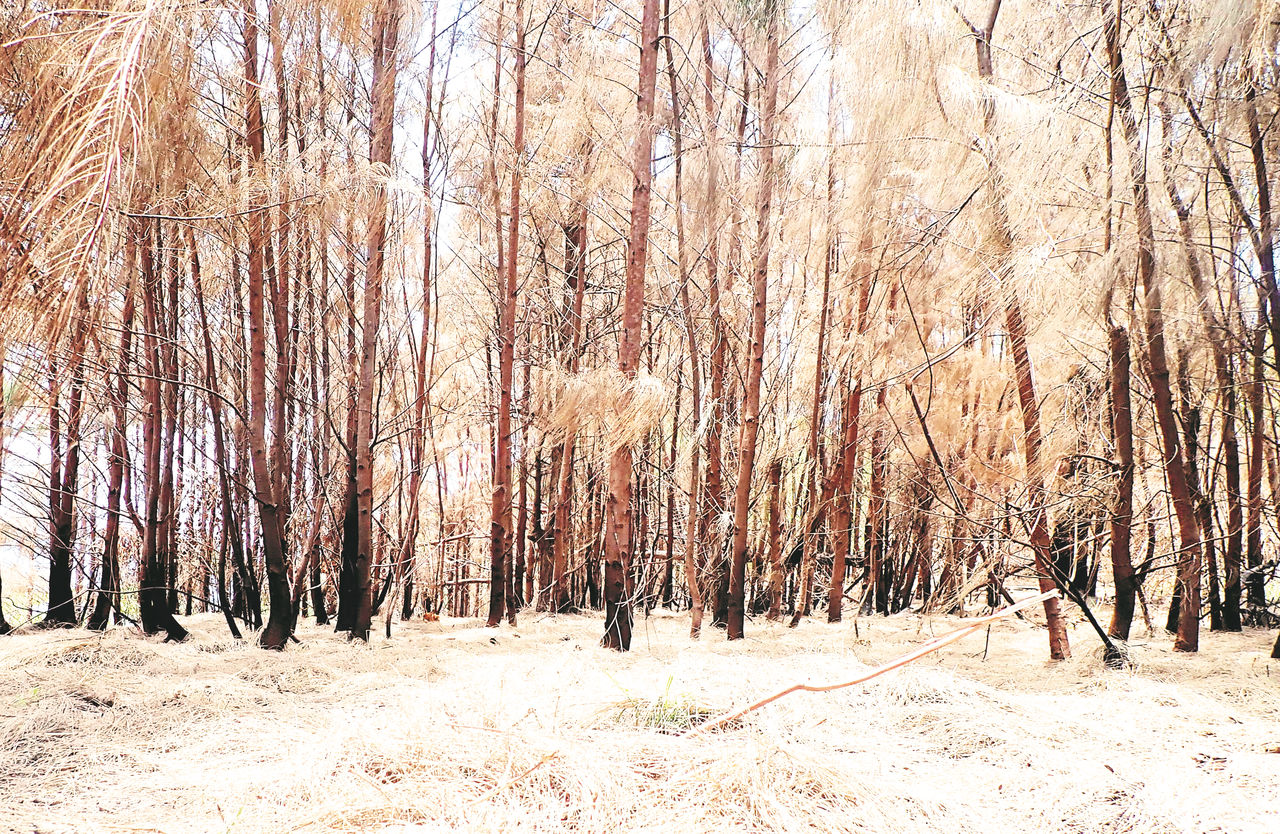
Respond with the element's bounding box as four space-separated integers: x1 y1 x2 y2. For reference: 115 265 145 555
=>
1 604 1277 833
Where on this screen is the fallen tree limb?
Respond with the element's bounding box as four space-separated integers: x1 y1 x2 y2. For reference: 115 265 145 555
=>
683 589 1060 737
468 752 561 805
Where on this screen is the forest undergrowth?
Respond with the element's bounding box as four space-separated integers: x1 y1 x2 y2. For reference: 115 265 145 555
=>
2 606 1277 834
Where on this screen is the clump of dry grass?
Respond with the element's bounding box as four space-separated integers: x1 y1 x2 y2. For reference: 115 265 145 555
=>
596 676 728 734
1 608 1277 833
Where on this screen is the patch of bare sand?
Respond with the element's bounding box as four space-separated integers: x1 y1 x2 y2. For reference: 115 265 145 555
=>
0 606 1276 833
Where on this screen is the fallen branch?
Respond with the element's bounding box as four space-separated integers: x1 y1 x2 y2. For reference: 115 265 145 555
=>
468 752 561 805
683 589 1059 737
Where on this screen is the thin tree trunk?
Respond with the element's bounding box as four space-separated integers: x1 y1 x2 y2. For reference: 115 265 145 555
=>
1105 5 1202 651
551 212 587 614
351 0 402 640
764 458 784 620
137 219 188 642
488 0 521 627
726 2 781 642
90 270 135 631
511 358 531 621
1106 325 1137 651
660 368 681 610
190 227 244 639
0 350 9 634
396 0 442 623
243 0 293 649
827 385 861 622
959 0 1070 658
699 11 728 627
664 2 704 636
44 288 87 627
603 0 661 651
1246 322 1265 612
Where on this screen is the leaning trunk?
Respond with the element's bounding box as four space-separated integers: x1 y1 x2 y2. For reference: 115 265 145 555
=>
1105 6 1202 651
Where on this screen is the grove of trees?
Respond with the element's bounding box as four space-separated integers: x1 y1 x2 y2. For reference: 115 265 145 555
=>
1 0 1278 661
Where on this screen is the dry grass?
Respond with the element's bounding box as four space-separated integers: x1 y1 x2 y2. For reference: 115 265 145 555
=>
1 606 1277 833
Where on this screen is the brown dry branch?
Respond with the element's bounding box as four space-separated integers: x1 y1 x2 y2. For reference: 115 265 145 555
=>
685 589 1060 737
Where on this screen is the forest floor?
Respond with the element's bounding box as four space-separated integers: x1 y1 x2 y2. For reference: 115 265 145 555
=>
1 602 1278 834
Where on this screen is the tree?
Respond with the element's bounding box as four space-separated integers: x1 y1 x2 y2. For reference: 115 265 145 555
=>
959 0 1069 659
350 0 403 641
726 0 783 641
603 0 662 651
242 0 293 649
488 0 523 628
1103 2 1203 652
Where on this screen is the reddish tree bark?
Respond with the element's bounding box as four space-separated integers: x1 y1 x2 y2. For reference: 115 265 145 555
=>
1159 102 1243 632
764 458 785 620
961 0 1070 658
1105 6 1202 651
189 227 244 639
488 0 522 627
664 1 704 636
1106 325 1137 651
603 0 660 650
43 287 87 627
726 1 781 641
243 0 293 649
699 13 728 626
137 219 188 642
827 385 862 623
89 264 135 632
398 0 444 623
351 0 402 640
0 352 8 633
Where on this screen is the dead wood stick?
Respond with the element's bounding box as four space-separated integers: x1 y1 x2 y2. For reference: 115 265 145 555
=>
468 752 561 805
683 589 1059 737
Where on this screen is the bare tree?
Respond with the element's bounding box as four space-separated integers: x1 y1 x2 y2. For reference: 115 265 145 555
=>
603 0 662 651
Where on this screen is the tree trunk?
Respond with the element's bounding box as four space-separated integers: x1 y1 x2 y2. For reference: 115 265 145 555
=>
1175 350 1220 631
827 385 862 623
190 227 244 639
1245 324 1265 613
44 287 87 627
866 387 890 615
960 0 1070 659
0 352 9 634
664 3 704 636
1106 325 1137 651
661 370 680 609
137 219 188 642
243 0 292 649
89 273 135 632
1105 5 1202 651
488 0 521 628
603 0 660 651
764 458 785 620
726 2 781 642
511 358 532 622
350 0 401 640
699 11 728 628
551 213 588 615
